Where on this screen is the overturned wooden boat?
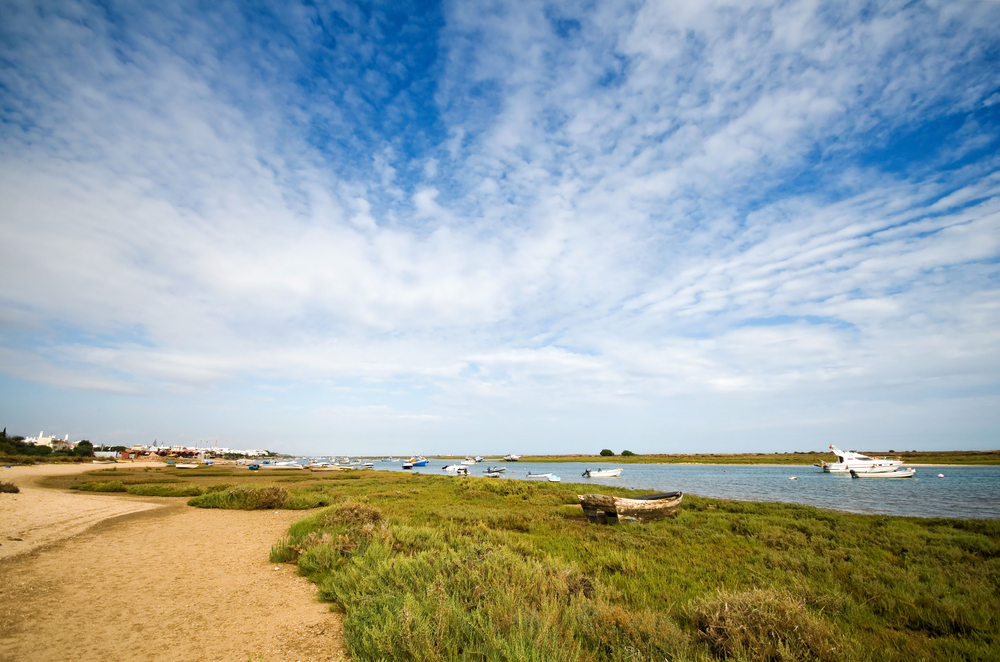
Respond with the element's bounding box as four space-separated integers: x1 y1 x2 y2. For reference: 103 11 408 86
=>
578 491 683 524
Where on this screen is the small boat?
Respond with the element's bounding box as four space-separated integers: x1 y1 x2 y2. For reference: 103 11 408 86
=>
503 454 521 462
442 464 466 472
475 455 484 463
462 458 477 465
850 467 916 478
248 464 260 471
548 475 561 482
582 468 622 478
409 456 428 467
402 462 414 469
446 466 469 476
526 472 551 479
175 463 198 469
485 466 506 473
484 471 503 478
362 462 374 469
578 492 683 524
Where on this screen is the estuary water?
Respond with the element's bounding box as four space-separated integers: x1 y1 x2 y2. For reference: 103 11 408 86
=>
369 460 1000 519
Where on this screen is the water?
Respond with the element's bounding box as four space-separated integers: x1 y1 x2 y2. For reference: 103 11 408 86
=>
361 460 1000 519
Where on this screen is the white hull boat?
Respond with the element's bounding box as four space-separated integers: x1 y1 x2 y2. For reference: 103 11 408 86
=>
583 468 622 478
850 467 916 478
816 445 904 473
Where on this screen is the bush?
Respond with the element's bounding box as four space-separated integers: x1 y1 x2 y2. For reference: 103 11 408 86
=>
600 449 614 456
0 481 19 493
187 485 289 509
688 589 836 661
621 450 636 456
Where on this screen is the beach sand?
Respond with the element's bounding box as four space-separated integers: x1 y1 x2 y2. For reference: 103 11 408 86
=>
0 463 345 661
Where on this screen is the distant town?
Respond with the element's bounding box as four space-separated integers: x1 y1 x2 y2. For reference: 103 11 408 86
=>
7 430 274 460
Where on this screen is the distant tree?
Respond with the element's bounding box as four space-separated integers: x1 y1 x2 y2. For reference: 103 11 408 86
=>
600 449 614 456
74 441 95 457
621 450 636 456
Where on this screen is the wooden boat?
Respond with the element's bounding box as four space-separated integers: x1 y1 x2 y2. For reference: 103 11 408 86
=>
582 468 622 478
850 467 916 478
578 491 683 524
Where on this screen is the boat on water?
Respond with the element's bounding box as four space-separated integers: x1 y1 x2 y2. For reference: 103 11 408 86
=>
461 457 477 465
526 472 551 479
485 466 506 473
816 445 904 473
408 456 428 467
362 462 374 469
503 454 521 462
442 464 466 472
484 471 503 478
850 467 916 478
582 468 622 478
548 475 561 482
402 462 414 469
578 491 683 524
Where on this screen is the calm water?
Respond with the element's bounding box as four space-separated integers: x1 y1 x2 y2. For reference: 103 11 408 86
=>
361 460 1000 519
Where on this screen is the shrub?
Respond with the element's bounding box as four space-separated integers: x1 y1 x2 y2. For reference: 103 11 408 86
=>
621 450 636 456
600 449 614 456
688 589 836 661
187 485 289 509
0 481 19 493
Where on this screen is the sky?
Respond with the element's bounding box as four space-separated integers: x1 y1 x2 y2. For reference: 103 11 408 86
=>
1 0 999 456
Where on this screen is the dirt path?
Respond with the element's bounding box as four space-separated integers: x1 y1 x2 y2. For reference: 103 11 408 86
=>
0 463 346 661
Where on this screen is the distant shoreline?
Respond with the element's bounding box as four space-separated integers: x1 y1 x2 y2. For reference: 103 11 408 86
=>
428 451 1000 466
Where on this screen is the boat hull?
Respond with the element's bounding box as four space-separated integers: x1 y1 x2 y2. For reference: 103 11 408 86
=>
578 492 683 524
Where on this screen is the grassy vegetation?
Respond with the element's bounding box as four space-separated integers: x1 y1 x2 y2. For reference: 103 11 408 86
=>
0 481 19 493
262 471 999 662
515 449 1000 465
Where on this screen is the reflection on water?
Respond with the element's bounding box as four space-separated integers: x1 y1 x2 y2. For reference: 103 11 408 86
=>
367 460 1000 519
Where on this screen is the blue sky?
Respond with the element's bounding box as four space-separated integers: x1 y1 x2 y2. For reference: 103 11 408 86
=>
1 0 999 455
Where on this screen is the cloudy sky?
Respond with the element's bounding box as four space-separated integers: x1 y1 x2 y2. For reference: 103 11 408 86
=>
1 0 998 455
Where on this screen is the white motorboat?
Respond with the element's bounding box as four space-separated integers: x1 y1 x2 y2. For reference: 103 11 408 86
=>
442 464 466 472
850 467 916 478
503 454 521 462
816 445 904 473
526 472 551 479
583 468 622 478
461 458 477 465
548 475 561 482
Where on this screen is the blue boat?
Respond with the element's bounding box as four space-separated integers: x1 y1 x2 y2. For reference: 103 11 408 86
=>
409 456 427 467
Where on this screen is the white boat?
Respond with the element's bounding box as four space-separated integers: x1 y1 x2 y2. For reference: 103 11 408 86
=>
526 472 551 479
175 463 198 469
442 464 466 472
484 471 503 478
582 468 622 478
850 467 916 478
503 454 521 462
816 445 904 473
461 458 477 465
548 475 561 482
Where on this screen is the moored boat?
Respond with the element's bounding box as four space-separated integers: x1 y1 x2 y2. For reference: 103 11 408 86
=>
526 472 551 479
175 463 198 469
817 445 904 473
503 454 521 462
578 491 683 524
485 466 506 473
408 456 428 467
582 468 622 478
402 462 414 469
850 467 916 478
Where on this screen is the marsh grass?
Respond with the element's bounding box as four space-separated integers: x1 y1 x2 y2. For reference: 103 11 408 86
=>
187 485 289 509
0 481 19 493
126 484 205 497
72 480 127 492
264 472 999 662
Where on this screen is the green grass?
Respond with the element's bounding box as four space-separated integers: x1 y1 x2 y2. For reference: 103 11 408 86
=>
266 472 1000 662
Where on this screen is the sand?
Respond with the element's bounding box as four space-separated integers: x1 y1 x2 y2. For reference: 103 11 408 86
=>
0 463 346 661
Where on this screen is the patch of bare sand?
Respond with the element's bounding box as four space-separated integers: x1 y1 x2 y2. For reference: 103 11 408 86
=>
0 464 346 661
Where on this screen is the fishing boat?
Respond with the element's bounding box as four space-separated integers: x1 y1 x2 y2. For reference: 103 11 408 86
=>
503 454 521 462
582 468 622 478
408 456 428 467
850 467 916 478
578 491 683 524
816 445 904 473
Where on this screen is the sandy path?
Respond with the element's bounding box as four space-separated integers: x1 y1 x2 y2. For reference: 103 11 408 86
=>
0 463 346 661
